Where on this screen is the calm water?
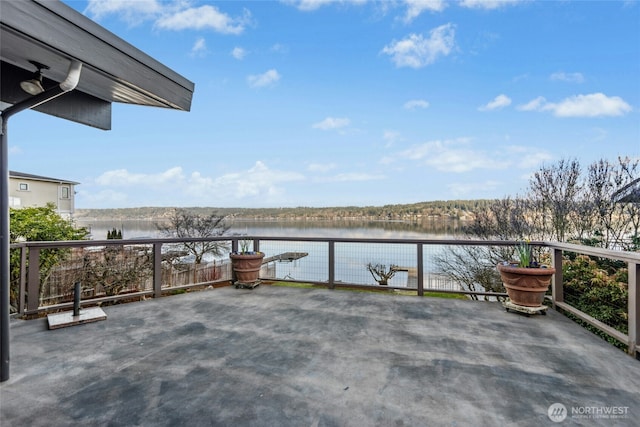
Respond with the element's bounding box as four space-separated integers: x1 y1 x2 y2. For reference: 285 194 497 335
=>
76 218 465 240
75 218 466 287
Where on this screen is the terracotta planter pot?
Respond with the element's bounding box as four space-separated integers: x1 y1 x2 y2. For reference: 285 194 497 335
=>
230 253 265 284
496 264 556 307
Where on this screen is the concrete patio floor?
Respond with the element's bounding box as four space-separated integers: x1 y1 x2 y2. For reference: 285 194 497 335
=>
1 285 639 426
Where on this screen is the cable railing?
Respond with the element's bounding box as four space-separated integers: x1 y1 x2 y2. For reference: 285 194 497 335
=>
9 236 639 359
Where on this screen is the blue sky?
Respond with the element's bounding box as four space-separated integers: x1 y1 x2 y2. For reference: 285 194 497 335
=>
8 0 640 208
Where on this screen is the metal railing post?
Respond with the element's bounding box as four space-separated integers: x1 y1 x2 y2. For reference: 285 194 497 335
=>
328 241 335 289
629 261 639 359
73 282 81 316
417 243 424 296
26 247 40 316
551 248 564 307
19 246 27 315
153 243 162 298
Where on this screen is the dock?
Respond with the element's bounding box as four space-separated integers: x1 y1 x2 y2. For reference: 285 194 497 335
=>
263 252 308 263
394 267 462 291
395 266 418 288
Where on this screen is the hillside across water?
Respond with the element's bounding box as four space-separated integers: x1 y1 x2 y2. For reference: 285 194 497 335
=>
75 200 492 222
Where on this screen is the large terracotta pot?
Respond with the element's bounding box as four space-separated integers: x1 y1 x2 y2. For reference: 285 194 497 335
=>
230 253 265 284
496 264 556 307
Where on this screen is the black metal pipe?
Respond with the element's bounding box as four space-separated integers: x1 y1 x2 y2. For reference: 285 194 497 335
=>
73 282 81 317
0 105 10 382
0 60 82 382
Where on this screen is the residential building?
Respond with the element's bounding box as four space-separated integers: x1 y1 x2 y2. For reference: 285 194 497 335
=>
9 171 78 218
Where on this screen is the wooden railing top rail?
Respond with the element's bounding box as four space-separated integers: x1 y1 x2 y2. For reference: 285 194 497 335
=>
11 236 546 249
546 241 640 263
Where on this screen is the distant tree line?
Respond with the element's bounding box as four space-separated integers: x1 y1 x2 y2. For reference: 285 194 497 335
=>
74 200 495 222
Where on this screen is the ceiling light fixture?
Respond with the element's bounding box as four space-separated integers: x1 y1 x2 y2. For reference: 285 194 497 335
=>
20 60 50 95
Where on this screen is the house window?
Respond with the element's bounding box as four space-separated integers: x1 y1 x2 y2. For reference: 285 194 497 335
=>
61 186 70 199
19 183 29 191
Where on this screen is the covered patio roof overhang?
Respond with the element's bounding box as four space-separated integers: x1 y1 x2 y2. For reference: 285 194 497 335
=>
1 0 195 381
1 0 194 129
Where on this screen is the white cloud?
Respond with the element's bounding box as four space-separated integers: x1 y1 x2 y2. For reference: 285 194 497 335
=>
387 138 554 174
404 99 430 110
155 5 250 34
270 43 289 54
478 94 512 111
549 93 632 117
460 0 522 9
383 130 402 146
95 167 184 186
231 47 247 60
287 0 367 11
87 163 306 207
293 0 337 11
247 69 281 88
381 23 456 68
518 93 632 117
199 161 305 199
84 0 161 24
390 138 509 173
312 117 351 130
550 72 585 84
403 0 447 23
86 1 251 34
505 146 553 169
190 37 207 57
516 96 546 112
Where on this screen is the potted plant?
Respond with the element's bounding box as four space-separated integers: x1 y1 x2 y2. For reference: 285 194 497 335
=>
496 242 556 308
229 239 265 288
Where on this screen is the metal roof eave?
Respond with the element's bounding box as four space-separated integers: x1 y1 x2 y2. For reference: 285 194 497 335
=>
1 0 194 125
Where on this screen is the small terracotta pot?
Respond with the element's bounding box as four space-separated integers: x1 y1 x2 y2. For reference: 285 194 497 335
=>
496 264 556 307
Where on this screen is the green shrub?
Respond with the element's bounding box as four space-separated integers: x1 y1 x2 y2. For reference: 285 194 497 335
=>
562 254 628 350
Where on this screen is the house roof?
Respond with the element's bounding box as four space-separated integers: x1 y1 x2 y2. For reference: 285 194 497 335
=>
0 0 195 130
9 170 80 185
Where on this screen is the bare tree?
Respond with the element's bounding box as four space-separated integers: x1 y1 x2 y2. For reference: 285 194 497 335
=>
584 157 640 249
433 245 505 301
434 198 531 300
465 196 534 242
529 158 582 242
156 209 230 264
436 157 638 300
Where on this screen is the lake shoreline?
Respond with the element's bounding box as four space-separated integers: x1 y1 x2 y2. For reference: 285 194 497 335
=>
74 200 486 223
75 217 470 240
